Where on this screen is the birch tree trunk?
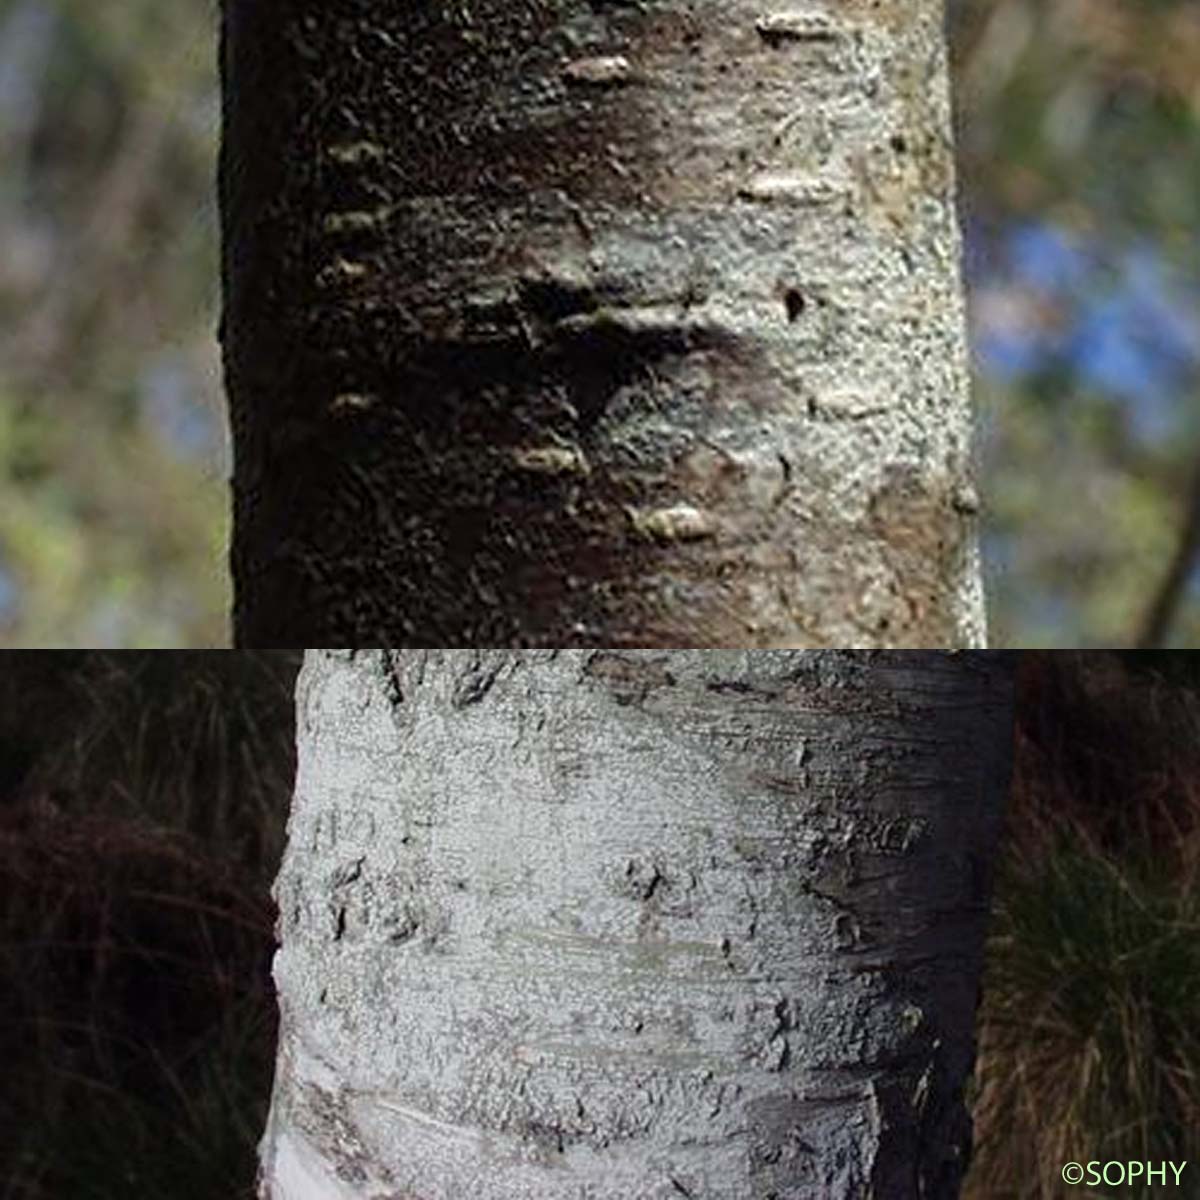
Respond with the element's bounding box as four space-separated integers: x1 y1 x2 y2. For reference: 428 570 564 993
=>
258 650 1016 1199
220 0 984 648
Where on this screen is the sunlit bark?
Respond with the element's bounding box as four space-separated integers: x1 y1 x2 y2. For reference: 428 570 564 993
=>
220 1 984 647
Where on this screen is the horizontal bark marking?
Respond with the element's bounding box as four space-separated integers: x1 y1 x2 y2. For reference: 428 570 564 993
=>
584 651 678 705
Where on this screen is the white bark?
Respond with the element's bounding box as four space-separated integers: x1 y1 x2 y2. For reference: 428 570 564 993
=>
258 650 1014 1199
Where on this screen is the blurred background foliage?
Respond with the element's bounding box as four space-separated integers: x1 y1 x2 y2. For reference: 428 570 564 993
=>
0 0 1198 645
948 0 1200 646
0 0 224 646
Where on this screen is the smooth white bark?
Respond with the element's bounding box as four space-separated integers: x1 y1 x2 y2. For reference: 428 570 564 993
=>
259 651 1014 1199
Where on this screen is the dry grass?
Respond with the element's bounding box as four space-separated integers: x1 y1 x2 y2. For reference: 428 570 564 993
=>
0 652 298 1200
965 653 1200 1198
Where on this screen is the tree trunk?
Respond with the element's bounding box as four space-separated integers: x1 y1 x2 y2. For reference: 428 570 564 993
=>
258 650 1016 1199
220 1 985 649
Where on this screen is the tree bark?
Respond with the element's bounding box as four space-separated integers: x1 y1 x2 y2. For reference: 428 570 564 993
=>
220 1 985 648
258 649 1016 1199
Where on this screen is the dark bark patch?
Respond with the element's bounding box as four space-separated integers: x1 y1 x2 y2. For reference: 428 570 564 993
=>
516 275 601 324
584 651 676 705
705 679 758 695
380 653 405 706
451 654 506 708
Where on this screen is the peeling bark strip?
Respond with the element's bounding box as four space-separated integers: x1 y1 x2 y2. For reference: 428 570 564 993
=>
259 651 1017 1200
221 0 985 647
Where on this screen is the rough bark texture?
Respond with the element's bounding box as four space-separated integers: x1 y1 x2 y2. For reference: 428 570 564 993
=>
220 0 985 648
258 650 1016 1199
